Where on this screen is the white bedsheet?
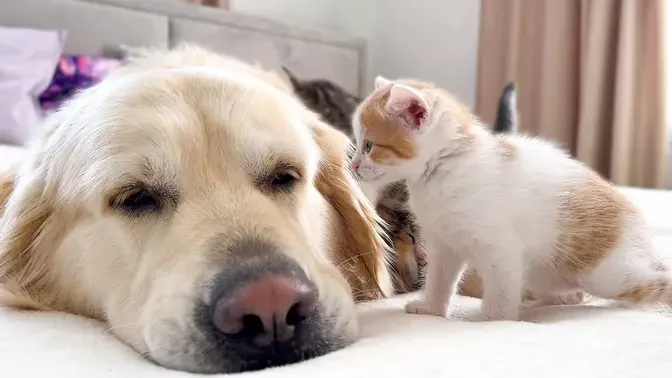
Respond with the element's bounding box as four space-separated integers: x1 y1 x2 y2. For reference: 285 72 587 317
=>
1 148 671 377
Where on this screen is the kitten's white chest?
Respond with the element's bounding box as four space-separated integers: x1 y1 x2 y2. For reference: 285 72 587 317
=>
406 183 451 229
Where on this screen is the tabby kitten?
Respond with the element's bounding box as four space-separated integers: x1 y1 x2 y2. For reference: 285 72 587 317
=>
282 67 359 139
374 181 426 292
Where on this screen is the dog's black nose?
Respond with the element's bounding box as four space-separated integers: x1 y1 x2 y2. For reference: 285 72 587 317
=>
211 273 317 347
208 238 318 352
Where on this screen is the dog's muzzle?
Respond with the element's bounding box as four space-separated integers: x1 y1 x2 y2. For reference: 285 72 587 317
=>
192 237 344 373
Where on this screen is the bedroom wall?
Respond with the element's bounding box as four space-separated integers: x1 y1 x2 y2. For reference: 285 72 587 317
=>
231 0 481 107
371 0 481 107
229 0 371 36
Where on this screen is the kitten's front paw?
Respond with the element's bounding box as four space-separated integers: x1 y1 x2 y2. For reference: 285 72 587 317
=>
404 299 448 317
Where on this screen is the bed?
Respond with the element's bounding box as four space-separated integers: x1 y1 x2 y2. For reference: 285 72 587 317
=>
1 1 672 377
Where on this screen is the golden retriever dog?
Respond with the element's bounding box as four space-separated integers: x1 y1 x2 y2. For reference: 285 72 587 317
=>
0 46 393 374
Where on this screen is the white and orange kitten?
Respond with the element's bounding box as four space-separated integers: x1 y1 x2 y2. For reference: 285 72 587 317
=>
350 76 671 321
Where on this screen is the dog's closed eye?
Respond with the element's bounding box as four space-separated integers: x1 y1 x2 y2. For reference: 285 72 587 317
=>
269 170 300 190
109 184 177 216
256 161 302 193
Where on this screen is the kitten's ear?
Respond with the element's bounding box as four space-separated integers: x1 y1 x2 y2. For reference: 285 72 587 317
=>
385 84 431 132
281 66 301 89
374 76 391 89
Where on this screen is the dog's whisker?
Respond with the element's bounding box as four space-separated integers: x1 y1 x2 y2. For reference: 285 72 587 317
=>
335 250 383 269
350 288 384 299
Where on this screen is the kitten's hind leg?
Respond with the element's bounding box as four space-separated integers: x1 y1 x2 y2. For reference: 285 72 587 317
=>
473 244 524 321
405 235 464 317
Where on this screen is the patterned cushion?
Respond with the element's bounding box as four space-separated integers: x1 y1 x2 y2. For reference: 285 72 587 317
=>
38 55 121 114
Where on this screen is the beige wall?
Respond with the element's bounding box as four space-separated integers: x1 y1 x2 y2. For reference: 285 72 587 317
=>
231 0 481 107
182 0 229 8
230 0 350 32
371 0 481 106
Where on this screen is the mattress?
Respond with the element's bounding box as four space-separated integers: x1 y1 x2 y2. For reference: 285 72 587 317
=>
1 146 672 378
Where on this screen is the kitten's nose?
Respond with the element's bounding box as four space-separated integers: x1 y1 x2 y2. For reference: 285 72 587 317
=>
351 161 360 172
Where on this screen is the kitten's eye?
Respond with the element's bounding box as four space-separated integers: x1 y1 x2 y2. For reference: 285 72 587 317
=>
269 170 300 191
363 140 373 153
111 187 161 215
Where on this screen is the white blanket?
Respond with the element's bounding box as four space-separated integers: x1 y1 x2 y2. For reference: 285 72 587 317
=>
1 155 671 377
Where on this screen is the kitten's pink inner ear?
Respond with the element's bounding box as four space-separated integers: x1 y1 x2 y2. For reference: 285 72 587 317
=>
387 84 430 129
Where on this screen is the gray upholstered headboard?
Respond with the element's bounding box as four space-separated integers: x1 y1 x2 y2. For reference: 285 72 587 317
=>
0 0 367 95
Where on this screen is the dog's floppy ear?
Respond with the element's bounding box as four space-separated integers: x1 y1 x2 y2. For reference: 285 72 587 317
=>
0 169 15 214
0 159 56 311
308 117 394 301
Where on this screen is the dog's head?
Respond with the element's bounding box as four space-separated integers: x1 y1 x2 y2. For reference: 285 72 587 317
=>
0 46 392 373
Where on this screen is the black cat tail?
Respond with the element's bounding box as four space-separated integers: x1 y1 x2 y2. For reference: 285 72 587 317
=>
493 82 518 134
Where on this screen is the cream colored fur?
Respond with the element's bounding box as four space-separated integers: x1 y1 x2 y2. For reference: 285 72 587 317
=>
0 46 392 373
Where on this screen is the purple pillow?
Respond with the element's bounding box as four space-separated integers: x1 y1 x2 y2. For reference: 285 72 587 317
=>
39 55 121 114
0 25 67 145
